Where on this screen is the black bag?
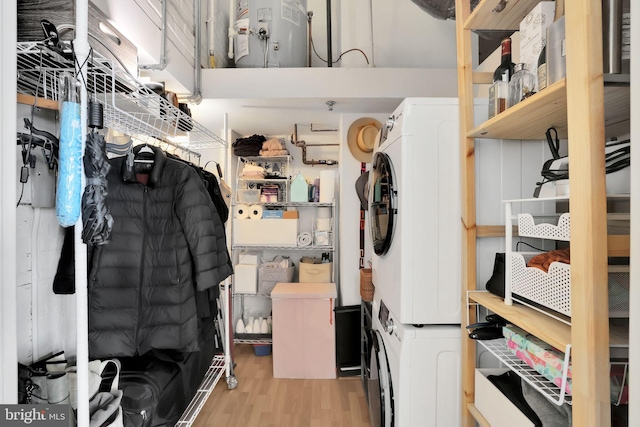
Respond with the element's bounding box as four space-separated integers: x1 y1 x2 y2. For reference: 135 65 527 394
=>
119 357 185 427
119 317 217 427
485 253 506 298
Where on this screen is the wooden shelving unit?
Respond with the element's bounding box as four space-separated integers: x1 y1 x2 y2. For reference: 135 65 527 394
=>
455 0 630 426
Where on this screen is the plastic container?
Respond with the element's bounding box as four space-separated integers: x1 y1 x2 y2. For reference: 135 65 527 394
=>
238 189 260 204
253 344 272 356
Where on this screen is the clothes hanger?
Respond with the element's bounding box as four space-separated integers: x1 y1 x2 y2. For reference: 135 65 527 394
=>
138 144 154 155
134 143 155 164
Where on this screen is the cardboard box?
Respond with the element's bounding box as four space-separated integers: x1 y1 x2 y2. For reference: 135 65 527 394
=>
475 369 536 427
519 1 556 91
299 262 332 283
234 219 298 246
283 210 299 219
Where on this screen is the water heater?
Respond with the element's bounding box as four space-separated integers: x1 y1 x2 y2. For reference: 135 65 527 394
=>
235 0 308 68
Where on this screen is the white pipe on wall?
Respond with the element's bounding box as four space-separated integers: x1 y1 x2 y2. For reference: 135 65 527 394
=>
74 0 90 425
0 0 18 404
228 0 235 59
139 0 168 70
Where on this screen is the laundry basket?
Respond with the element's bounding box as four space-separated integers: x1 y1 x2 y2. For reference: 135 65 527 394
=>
360 268 374 302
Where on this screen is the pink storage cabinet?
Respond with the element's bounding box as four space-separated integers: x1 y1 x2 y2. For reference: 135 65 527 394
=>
271 282 337 379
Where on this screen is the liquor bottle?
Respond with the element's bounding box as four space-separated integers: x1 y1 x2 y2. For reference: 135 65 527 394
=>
488 37 515 118
488 75 509 119
493 37 516 83
537 44 547 91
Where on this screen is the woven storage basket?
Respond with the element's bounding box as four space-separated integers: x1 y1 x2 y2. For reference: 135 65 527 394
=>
360 268 374 302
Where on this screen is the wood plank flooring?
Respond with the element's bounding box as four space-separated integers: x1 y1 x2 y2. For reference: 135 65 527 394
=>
193 344 371 427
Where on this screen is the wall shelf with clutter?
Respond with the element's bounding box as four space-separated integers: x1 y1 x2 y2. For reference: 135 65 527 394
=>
16 41 226 151
229 153 339 345
456 0 631 425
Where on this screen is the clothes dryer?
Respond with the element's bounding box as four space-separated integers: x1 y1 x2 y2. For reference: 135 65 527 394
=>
369 98 461 325
367 294 461 426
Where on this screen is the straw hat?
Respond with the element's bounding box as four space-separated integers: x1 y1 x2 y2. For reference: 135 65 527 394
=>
347 117 382 163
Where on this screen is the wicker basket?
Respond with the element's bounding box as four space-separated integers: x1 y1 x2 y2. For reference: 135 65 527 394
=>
360 268 374 302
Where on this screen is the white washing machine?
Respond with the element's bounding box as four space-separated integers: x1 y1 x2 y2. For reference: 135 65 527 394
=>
369 98 461 325
368 294 461 427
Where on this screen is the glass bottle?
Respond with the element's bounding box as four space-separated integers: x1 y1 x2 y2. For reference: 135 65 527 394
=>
488 37 515 118
537 44 547 91
493 37 516 83
508 63 537 107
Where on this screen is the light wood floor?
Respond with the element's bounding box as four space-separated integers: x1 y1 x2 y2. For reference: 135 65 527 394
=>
193 344 372 427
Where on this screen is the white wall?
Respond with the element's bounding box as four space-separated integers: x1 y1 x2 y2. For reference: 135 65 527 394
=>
15 105 77 366
1 0 17 404
95 0 463 94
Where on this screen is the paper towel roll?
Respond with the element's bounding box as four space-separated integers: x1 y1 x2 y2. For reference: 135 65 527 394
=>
316 207 331 219
260 318 269 333
319 170 336 203
249 204 264 219
234 203 250 219
315 218 332 231
297 232 312 246
252 318 260 334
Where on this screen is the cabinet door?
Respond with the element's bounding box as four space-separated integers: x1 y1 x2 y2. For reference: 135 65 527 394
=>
303 298 336 379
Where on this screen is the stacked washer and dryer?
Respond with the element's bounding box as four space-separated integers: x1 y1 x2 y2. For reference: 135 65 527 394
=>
366 98 462 427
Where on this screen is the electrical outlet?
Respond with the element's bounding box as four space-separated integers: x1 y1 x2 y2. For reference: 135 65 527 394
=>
257 22 269 39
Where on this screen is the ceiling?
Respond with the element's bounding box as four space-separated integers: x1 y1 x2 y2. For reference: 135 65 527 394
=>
192 97 404 138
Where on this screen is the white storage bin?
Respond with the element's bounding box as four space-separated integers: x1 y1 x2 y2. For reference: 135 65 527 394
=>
234 264 258 294
510 253 630 317
475 368 536 427
234 219 298 246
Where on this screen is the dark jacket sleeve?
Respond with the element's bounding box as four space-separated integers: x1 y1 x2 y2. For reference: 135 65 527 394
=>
175 166 232 292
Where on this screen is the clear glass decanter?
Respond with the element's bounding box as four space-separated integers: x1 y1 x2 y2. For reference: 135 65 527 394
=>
508 63 537 107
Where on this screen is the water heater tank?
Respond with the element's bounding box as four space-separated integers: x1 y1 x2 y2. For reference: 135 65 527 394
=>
235 0 308 68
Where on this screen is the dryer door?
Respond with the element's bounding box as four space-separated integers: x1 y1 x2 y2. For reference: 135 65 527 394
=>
369 152 397 256
367 329 394 427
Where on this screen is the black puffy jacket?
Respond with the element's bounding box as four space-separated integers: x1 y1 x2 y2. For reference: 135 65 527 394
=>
88 146 232 358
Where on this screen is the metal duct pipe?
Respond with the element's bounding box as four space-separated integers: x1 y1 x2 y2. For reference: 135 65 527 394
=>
187 0 203 104
140 0 168 70
207 0 215 67
291 124 339 165
326 0 332 67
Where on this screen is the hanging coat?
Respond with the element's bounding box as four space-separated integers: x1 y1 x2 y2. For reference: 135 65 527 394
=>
88 146 232 358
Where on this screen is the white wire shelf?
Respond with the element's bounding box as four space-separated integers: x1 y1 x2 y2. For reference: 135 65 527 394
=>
175 355 227 427
234 339 272 344
477 338 573 406
16 41 226 151
232 201 334 207
233 245 334 251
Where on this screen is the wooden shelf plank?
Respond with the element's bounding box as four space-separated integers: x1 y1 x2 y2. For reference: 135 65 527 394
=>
467 403 490 427
468 79 630 140
469 79 568 139
16 93 58 110
469 291 629 347
464 0 540 31
469 291 571 350
608 235 630 257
